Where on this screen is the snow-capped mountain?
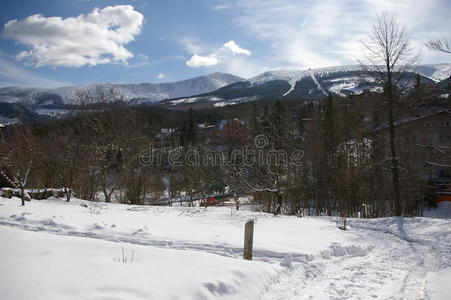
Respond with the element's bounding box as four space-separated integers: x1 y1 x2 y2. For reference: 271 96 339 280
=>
0 72 243 107
1 64 450 122
164 64 451 107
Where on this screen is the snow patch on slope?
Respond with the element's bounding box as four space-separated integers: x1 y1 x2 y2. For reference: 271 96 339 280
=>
250 65 363 97
310 70 328 96
414 64 451 82
249 64 451 97
0 73 243 105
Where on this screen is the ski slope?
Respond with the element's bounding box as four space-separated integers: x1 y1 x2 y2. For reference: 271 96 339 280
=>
0 197 450 299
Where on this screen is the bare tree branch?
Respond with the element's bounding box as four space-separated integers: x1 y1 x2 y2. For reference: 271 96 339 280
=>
425 38 451 54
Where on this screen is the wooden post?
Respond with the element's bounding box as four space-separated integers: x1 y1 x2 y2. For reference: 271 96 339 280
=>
243 219 254 260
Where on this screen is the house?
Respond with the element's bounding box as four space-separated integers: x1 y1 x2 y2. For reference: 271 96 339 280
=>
376 109 451 147
376 109 450 175
217 119 252 145
375 109 451 202
193 119 252 146
195 123 217 145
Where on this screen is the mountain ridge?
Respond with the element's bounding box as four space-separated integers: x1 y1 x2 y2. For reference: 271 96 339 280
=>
0 72 244 106
162 63 451 107
1 64 450 122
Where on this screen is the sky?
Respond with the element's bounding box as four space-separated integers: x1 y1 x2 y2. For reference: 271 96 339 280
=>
0 0 450 88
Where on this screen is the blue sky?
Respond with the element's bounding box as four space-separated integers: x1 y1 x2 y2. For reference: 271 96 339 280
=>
0 0 450 87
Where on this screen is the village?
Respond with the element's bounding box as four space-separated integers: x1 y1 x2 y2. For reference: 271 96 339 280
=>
1 104 450 210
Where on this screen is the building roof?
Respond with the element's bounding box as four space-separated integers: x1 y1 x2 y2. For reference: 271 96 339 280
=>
218 118 246 130
218 120 228 130
375 109 451 131
196 123 216 129
155 128 176 139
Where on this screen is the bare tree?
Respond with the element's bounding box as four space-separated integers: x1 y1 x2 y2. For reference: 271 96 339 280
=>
360 12 420 216
420 37 451 177
41 123 83 202
425 37 451 54
0 127 36 205
76 88 150 203
223 100 299 215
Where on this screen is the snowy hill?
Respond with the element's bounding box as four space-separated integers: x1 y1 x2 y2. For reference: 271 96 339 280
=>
165 64 451 107
0 72 243 106
1 64 450 120
0 196 450 299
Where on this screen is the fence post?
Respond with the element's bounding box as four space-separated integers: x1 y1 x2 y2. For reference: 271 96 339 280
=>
243 219 254 260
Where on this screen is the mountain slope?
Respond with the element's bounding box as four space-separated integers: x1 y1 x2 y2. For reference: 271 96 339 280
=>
0 72 244 107
164 64 451 107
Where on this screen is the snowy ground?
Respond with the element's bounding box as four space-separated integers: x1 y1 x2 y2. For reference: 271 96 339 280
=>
0 197 450 299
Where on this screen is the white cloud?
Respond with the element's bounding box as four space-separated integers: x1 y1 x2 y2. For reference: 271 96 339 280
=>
211 4 231 11
126 53 150 68
2 5 144 67
222 40 251 55
186 54 219 67
156 72 166 79
220 0 451 68
185 40 251 68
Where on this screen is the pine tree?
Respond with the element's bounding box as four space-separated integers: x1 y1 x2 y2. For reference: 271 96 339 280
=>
412 73 423 105
186 108 195 145
321 93 337 216
272 99 287 148
322 94 336 154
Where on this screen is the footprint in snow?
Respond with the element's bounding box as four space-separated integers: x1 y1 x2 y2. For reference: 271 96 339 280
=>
280 254 294 269
132 228 144 235
92 223 103 230
10 214 27 221
42 219 58 227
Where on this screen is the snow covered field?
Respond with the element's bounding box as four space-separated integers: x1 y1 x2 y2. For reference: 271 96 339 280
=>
0 197 450 299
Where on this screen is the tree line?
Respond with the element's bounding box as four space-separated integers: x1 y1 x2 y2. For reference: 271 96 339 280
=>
0 13 449 218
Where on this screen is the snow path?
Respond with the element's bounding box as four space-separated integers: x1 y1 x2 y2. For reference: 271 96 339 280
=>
0 211 372 263
2 215 448 299
263 218 450 299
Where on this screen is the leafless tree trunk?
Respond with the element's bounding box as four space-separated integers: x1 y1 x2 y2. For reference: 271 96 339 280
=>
360 12 419 216
16 160 32 206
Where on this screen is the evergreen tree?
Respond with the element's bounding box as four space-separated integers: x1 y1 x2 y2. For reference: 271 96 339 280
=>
272 99 287 148
412 73 424 105
179 124 187 146
322 94 336 153
186 108 196 145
